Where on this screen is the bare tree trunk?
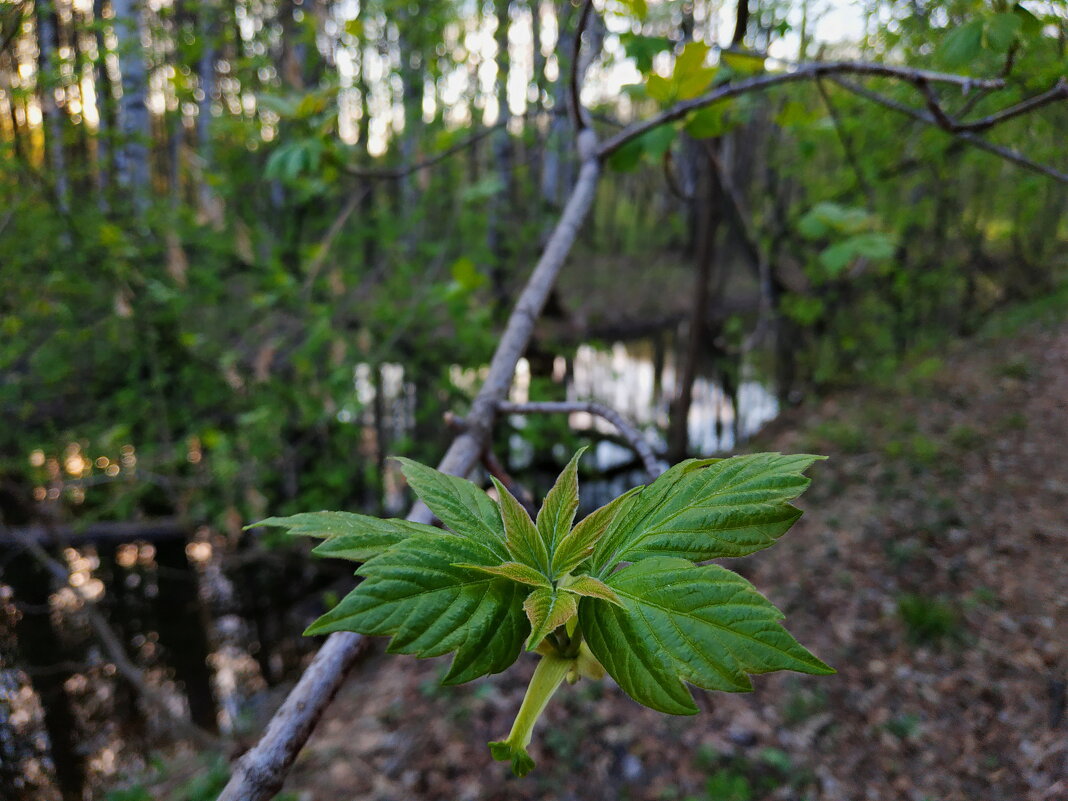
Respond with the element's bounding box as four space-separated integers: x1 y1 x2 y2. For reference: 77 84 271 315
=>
539 1 575 216
111 0 151 205
197 0 219 217
396 20 423 253
668 149 721 461
90 0 115 209
35 1 69 215
357 46 376 268
488 0 514 313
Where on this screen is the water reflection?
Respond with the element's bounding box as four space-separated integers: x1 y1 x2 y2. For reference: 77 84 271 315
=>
568 340 778 461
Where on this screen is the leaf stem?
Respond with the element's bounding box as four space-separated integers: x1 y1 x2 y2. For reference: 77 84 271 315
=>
488 654 572 776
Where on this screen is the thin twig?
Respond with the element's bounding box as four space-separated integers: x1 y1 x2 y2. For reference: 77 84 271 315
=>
947 78 1067 132
815 78 876 206
5 527 222 750
301 188 369 296
497 400 660 482
344 123 505 179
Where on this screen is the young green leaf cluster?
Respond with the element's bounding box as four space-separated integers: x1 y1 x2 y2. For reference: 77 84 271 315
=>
258 450 833 776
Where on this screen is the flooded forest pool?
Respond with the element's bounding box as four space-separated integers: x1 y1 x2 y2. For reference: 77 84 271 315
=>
0 332 780 801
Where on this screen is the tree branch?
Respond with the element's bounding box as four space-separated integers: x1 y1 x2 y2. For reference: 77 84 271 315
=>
497 400 660 482
830 76 1068 184
597 60 1005 159
928 77 1068 133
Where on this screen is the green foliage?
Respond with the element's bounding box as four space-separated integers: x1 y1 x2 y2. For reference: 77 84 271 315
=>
884 713 921 740
687 746 807 801
995 357 1032 381
897 593 960 645
263 450 832 775
809 420 867 454
947 424 982 451
781 684 828 725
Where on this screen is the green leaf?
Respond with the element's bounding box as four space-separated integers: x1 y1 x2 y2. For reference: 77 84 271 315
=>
847 231 897 260
253 512 434 562
684 104 730 139
453 561 551 588
721 50 766 75
798 202 872 239
606 136 645 172
818 232 897 277
1013 3 1042 38
393 457 507 557
674 41 711 77
592 453 824 572
524 587 579 650
559 574 623 606
641 125 677 159
552 486 642 576
984 13 1022 53
451 257 487 291
589 457 717 572
620 33 672 73
938 19 983 68
581 558 834 714
818 240 857 276
492 477 551 575
536 447 586 563
674 42 715 100
645 74 674 104
307 533 527 683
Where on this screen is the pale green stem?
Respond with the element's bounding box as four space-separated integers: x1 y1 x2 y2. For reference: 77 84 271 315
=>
489 654 572 776
506 654 571 748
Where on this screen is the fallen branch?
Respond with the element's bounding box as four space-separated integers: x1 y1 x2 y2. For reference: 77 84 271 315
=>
498 400 660 482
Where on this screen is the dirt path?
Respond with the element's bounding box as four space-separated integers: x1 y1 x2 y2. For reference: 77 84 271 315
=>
282 320 1068 801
